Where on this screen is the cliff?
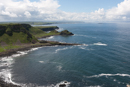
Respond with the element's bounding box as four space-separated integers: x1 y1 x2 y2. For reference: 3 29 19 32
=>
0 24 38 45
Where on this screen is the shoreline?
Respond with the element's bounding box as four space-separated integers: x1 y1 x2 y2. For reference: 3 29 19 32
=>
37 34 59 39
0 40 80 58
0 40 80 87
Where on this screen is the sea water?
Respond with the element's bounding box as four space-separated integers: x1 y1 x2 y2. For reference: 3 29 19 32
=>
0 23 130 87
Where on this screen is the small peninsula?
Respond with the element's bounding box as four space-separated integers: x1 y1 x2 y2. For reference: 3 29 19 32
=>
0 23 77 57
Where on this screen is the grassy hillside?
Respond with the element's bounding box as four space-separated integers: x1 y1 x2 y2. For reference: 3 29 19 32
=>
28 27 46 38
34 26 59 31
0 24 38 44
29 26 59 38
0 24 73 52
0 24 38 52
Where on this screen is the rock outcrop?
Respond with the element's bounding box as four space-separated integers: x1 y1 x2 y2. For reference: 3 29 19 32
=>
60 30 74 35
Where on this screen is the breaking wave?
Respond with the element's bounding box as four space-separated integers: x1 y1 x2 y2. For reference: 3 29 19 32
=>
93 42 107 46
85 73 130 78
74 34 96 38
55 46 74 53
46 36 54 39
0 47 42 86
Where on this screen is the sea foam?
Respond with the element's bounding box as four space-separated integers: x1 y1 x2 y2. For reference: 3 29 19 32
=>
0 47 42 86
74 34 96 38
85 73 130 78
55 46 74 53
93 42 107 46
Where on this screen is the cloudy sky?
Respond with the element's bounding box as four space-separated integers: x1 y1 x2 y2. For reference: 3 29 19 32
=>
0 0 130 22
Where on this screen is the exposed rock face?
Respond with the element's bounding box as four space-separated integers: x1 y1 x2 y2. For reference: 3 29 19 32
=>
60 30 74 35
0 26 6 36
59 84 66 87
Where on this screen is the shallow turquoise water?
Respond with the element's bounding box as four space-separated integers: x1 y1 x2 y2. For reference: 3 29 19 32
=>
2 23 130 87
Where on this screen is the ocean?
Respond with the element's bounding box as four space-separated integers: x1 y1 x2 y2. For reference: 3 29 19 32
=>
0 23 130 87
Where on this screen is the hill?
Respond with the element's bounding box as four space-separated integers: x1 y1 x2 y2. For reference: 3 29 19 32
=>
0 24 38 52
0 24 38 44
0 24 74 52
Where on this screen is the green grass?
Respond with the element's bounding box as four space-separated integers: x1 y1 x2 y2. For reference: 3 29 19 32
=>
34 26 58 29
28 27 60 38
28 27 46 38
0 45 21 52
0 32 37 44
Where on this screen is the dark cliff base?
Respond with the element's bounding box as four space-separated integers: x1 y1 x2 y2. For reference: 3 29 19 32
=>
0 78 20 87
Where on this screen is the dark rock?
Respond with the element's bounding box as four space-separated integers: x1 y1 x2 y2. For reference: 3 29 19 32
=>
59 84 66 87
39 40 48 43
0 78 20 87
64 81 67 83
60 30 74 35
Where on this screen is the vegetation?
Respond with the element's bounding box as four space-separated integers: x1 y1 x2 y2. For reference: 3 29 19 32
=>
0 23 74 53
0 45 21 52
34 26 59 31
0 21 84 25
28 27 46 38
0 24 38 52
0 22 54 25
28 26 59 38
60 30 74 35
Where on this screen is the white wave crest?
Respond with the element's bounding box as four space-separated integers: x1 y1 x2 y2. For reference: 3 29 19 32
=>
54 81 71 87
86 73 130 78
0 47 42 86
0 69 19 85
25 81 71 87
46 36 54 39
79 46 86 50
39 61 44 63
93 42 107 46
55 46 74 53
74 34 96 38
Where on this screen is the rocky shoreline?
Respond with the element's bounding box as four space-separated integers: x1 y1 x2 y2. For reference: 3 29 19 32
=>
0 40 80 87
0 78 20 87
0 40 80 58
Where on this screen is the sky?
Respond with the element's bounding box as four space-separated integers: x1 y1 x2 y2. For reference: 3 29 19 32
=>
0 0 130 22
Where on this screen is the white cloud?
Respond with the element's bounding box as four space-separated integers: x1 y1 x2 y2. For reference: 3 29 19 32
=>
106 0 130 21
0 0 130 22
1 11 17 17
24 11 31 18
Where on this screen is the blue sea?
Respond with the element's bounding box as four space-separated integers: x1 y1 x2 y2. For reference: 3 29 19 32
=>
0 23 130 87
